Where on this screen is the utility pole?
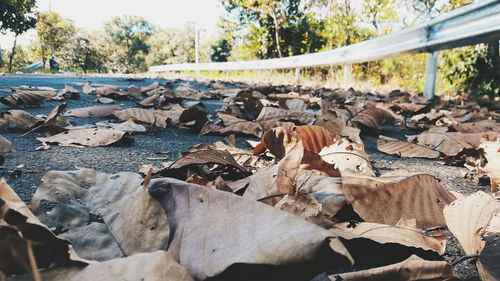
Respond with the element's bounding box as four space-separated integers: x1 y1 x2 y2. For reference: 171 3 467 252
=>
195 21 199 64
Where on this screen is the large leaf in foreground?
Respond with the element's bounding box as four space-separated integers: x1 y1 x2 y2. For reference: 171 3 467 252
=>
12 251 193 281
148 177 354 281
314 255 459 281
342 174 456 229
29 169 169 261
443 192 500 281
480 137 500 193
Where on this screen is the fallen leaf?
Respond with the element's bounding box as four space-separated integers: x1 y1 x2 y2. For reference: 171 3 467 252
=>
0 135 12 153
64 105 123 118
342 174 456 229
319 138 374 176
30 169 170 261
96 119 146 133
408 132 499 156
350 106 395 130
82 83 95 94
0 91 46 108
377 136 440 159
11 251 193 281
480 137 500 192
443 192 500 281
331 222 446 254
37 128 132 147
256 107 317 124
452 120 500 133
148 177 354 280
1 110 42 129
93 97 115 104
317 255 458 281
113 108 176 128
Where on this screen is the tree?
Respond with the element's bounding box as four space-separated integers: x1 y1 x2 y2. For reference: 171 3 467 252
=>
57 31 109 73
222 0 303 59
211 38 231 62
104 16 155 73
34 12 75 68
0 0 37 72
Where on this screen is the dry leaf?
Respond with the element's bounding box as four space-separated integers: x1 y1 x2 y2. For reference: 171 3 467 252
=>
11 251 193 281
408 132 499 156
480 137 500 193
342 174 456 229
0 179 84 276
318 255 458 281
377 136 440 159
0 91 46 107
319 138 374 176
30 169 169 261
350 107 395 130
96 119 147 133
37 128 132 147
82 83 95 94
113 108 173 128
452 120 500 133
256 107 317 124
64 105 123 118
0 135 12 153
1 110 42 129
331 222 446 254
443 192 500 281
148 177 354 280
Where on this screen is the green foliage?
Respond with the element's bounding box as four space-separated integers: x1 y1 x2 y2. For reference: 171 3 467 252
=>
0 0 37 34
34 12 75 68
145 26 195 66
211 39 232 62
104 16 155 73
57 32 109 73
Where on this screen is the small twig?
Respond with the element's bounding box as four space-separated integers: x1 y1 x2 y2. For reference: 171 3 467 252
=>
26 240 42 281
452 254 480 266
257 193 289 202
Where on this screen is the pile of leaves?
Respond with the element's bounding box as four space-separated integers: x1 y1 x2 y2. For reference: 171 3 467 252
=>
0 80 499 281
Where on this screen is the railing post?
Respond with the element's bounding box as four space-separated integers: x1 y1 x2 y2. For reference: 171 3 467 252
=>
424 51 439 100
225 70 230 80
294 67 301 81
343 64 352 85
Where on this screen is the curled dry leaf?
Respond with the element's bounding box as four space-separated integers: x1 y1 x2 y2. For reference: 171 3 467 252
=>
317 255 459 281
63 105 123 118
280 98 308 111
1 110 42 129
350 106 395 130
37 128 132 147
443 192 500 281
0 135 12 153
275 192 322 220
113 108 173 128
452 120 500 133
30 169 170 261
408 132 499 156
331 222 446 254
256 107 317 124
0 179 84 276
82 82 95 94
148 177 354 281
95 86 119 97
377 136 440 159
342 174 456 229
480 137 500 193
319 138 374 176
96 119 146 133
295 174 345 217
0 91 47 108
11 251 193 281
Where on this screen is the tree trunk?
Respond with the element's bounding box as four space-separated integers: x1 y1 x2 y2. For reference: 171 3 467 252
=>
271 12 282 58
8 35 18 73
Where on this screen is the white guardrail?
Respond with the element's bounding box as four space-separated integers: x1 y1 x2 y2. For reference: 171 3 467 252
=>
149 0 500 98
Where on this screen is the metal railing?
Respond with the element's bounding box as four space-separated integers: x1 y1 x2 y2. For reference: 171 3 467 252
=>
149 0 500 98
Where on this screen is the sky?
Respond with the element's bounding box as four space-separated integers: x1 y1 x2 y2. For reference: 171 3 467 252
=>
0 0 224 49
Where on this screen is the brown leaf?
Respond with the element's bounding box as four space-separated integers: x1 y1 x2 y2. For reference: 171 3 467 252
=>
113 108 178 128
178 106 209 130
279 98 308 111
319 138 374 176
321 255 459 281
37 128 132 147
443 192 500 281
82 82 95 94
1 110 42 129
243 142 304 204
0 135 12 153
168 148 247 172
96 119 147 133
0 91 46 108
296 125 335 153
12 251 193 281
480 137 500 193
408 132 500 156
331 222 446 254
148 177 354 280
295 174 345 216
275 192 322 219
0 179 84 276
377 136 440 159
29 169 169 261
350 107 395 130
452 120 500 133
63 105 123 118
95 86 119 97
256 107 317 124
342 174 456 229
